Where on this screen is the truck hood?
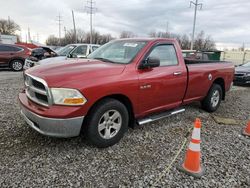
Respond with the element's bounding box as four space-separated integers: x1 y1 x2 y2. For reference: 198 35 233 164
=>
26 59 126 87
38 56 67 65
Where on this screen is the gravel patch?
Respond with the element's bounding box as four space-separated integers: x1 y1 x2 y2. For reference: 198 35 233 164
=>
0 71 249 187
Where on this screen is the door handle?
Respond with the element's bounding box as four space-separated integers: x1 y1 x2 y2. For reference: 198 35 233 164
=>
173 71 182 76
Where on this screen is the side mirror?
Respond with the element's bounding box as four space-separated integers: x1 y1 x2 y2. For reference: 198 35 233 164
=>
139 57 160 69
67 54 73 58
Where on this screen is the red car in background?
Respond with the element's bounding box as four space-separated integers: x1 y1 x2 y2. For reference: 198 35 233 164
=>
0 44 31 71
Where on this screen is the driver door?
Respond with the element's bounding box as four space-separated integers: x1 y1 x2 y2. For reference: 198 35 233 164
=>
138 44 187 115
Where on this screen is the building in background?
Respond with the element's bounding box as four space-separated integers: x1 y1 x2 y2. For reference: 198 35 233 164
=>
0 34 17 44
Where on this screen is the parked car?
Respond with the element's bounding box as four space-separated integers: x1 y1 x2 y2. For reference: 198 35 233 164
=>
24 43 100 69
234 61 250 85
19 38 234 147
31 47 57 60
0 44 31 71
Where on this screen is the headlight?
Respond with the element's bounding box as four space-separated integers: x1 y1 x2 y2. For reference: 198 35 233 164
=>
51 88 87 106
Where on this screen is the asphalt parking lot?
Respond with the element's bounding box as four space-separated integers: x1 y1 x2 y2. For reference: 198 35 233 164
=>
0 71 250 188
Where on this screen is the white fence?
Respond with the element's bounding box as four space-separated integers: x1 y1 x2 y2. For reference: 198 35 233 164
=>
221 51 250 65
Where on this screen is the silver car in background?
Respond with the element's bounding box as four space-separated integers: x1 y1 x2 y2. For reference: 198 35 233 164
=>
24 44 100 69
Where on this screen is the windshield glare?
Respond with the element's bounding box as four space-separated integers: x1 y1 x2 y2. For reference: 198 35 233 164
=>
88 41 147 64
57 45 76 56
242 62 250 67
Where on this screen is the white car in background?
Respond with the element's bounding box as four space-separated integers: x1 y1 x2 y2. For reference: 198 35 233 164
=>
24 43 100 69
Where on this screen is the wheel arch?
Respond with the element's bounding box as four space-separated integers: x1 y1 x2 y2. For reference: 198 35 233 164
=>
213 77 225 100
83 94 135 129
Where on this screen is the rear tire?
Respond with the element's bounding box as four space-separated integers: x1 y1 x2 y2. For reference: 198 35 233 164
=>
84 98 129 148
201 84 222 112
10 60 23 71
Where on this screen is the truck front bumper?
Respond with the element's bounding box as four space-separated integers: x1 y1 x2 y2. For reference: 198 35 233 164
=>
20 106 84 137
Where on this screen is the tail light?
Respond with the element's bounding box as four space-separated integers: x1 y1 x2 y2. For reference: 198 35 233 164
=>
27 50 32 56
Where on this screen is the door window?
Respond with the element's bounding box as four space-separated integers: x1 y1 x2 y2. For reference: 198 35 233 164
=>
148 45 178 66
0 45 22 52
73 45 87 55
91 46 99 52
0 45 10 52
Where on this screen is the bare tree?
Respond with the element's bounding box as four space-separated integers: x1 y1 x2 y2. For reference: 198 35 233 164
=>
0 19 20 35
46 35 60 46
194 31 215 50
179 34 191 50
46 29 114 46
120 31 136 38
149 31 171 38
148 30 215 50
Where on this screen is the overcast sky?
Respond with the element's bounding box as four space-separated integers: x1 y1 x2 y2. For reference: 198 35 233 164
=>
0 0 249 48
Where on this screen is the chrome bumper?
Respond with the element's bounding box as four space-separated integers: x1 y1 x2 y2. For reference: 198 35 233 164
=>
20 106 84 138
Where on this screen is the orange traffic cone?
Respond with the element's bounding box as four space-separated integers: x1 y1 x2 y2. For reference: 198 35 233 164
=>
242 121 250 137
178 118 204 178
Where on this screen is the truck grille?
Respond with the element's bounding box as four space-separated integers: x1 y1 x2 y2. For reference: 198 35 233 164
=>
24 74 51 107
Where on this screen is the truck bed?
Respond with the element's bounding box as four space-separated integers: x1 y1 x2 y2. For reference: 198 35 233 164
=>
183 60 234 104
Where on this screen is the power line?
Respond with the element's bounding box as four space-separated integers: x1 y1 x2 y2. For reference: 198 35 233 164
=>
85 0 97 44
190 0 203 50
56 13 62 45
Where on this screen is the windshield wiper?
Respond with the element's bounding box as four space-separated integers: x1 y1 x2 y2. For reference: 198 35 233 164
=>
93 57 117 64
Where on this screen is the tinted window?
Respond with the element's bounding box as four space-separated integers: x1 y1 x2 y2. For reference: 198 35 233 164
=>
0 45 22 52
0 45 10 52
148 45 178 66
10 46 22 52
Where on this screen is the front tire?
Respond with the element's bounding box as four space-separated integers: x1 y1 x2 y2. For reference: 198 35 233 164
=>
85 98 129 148
10 60 23 71
201 84 222 112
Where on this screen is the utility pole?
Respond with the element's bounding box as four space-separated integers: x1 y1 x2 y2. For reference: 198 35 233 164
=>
56 13 62 45
85 0 97 44
8 16 11 30
64 26 67 36
72 10 77 43
190 0 202 50
28 27 31 43
166 21 169 33
37 33 39 42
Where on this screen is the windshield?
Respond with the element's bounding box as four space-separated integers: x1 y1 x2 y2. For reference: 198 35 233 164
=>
242 62 250 67
88 40 147 64
57 45 76 56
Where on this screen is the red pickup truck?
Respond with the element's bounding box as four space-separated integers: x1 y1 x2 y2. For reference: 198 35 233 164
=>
19 38 234 147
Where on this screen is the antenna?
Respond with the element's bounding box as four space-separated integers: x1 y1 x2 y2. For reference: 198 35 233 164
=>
190 0 203 50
